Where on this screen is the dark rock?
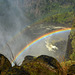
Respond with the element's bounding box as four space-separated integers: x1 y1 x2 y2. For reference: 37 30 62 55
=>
65 16 75 60
65 35 73 60
67 64 75 75
22 55 35 65
4 66 30 75
34 55 63 75
21 55 63 75
25 55 35 61
0 54 11 74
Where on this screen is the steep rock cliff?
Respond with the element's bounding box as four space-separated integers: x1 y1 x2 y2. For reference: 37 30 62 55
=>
65 16 75 60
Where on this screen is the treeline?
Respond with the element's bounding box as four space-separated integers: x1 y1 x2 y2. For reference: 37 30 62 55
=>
69 16 75 60
23 0 75 25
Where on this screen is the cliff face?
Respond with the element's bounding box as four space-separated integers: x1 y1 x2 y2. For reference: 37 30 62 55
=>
65 16 75 60
20 0 75 24
70 16 75 60
65 35 73 60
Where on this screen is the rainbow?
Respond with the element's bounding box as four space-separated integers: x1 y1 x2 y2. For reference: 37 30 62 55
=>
12 28 71 64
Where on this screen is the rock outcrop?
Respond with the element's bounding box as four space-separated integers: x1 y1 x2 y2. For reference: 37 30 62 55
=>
65 16 75 60
67 64 75 75
22 55 63 75
0 54 11 74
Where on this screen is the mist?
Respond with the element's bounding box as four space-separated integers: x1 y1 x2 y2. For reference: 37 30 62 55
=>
0 0 31 63
0 0 71 66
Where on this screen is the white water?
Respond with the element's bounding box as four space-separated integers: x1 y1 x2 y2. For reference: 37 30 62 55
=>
0 0 30 65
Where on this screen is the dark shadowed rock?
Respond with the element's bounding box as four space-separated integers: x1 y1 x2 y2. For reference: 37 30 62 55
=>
65 35 73 60
0 54 12 74
34 55 63 75
67 64 75 75
4 66 30 75
25 55 35 61
35 55 60 69
22 55 35 65
21 55 63 75
65 16 75 61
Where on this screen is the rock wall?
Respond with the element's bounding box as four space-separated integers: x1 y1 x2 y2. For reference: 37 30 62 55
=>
65 16 75 60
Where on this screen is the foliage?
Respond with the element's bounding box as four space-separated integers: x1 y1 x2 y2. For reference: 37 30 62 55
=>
3 66 30 75
0 54 75 75
23 61 58 75
69 16 75 60
22 55 61 75
67 64 75 75
38 11 74 25
61 60 75 75
65 14 75 61
24 0 75 26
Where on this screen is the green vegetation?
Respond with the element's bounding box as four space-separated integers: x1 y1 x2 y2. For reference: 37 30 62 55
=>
69 16 75 60
61 60 75 75
24 0 75 27
37 11 74 26
0 54 74 75
23 62 58 75
64 14 75 74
